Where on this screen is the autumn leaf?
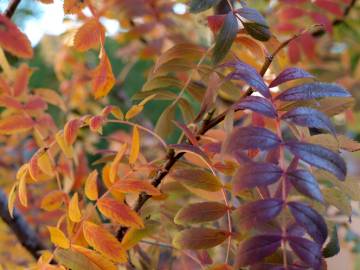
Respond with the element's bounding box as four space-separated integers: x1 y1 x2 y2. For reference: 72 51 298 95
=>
47 226 70 249
54 248 102 270
41 190 66 211
97 197 144 229
82 221 127 262
74 19 105 52
18 173 28 207
109 143 128 183
112 179 161 196
55 131 74 159
64 119 82 146
0 114 33 135
0 15 33 58
7 183 18 218
63 0 85 14
68 192 82 223
92 51 116 99
85 170 98 201
72 245 117 270
129 126 140 165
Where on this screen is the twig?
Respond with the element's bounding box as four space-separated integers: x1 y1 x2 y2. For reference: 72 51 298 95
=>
4 0 21 18
0 189 46 259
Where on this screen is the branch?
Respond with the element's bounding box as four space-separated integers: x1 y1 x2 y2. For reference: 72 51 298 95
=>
0 189 46 259
4 0 22 18
312 0 357 37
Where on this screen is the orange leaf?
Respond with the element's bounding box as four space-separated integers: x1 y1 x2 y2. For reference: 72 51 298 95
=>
125 105 143 120
129 126 140 165
18 172 28 207
7 183 18 218
34 88 66 111
47 226 70 249
55 131 74 158
85 170 98 201
72 245 117 270
74 19 105 52
97 197 144 229
0 95 22 109
68 192 82 222
64 119 81 145
63 0 85 14
41 190 66 211
92 51 115 99
113 179 161 196
13 64 31 96
0 15 33 58
0 114 33 134
82 221 127 262
109 143 128 183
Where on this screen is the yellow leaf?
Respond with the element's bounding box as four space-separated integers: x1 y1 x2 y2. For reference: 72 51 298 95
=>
8 183 18 218
18 173 28 207
82 221 127 262
72 245 117 270
54 248 102 270
41 190 66 211
85 170 98 201
38 151 54 177
34 88 66 111
92 51 115 99
125 104 143 120
109 143 128 183
129 126 140 165
47 226 70 249
97 197 144 229
55 131 74 159
68 192 82 222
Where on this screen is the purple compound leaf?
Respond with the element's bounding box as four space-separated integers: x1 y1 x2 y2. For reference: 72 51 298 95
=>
286 169 324 202
235 234 282 267
285 141 346 181
287 236 322 269
234 96 278 118
236 199 284 229
224 60 270 98
287 201 328 245
233 162 283 191
227 126 282 152
269 67 314 88
275 82 351 101
281 107 336 136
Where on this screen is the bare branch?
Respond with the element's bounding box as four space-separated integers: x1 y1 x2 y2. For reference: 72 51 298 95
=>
4 0 22 18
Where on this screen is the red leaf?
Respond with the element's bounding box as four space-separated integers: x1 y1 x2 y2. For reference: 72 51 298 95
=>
0 15 33 58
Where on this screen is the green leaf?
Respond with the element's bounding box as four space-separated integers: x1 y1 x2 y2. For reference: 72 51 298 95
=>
322 187 352 216
213 12 238 64
189 0 221 13
54 248 102 270
173 228 228 249
170 168 223 191
243 22 271 41
323 225 340 258
174 202 228 225
155 105 176 138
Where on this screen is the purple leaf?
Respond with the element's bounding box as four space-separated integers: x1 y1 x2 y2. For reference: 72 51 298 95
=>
275 82 351 101
285 141 346 181
286 223 306 237
281 107 336 136
234 96 277 118
233 162 283 191
169 143 211 164
213 12 238 64
286 169 324 202
250 264 309 270
269 67 314 88
225 60 270 98
287 201 328 245
236 7 268 26
228 126 281 151
236 199 284 229
287 236 322 269
235 234 282 267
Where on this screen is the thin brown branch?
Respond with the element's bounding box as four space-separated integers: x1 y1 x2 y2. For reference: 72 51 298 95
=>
4 0 22 18
0 189 46 259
